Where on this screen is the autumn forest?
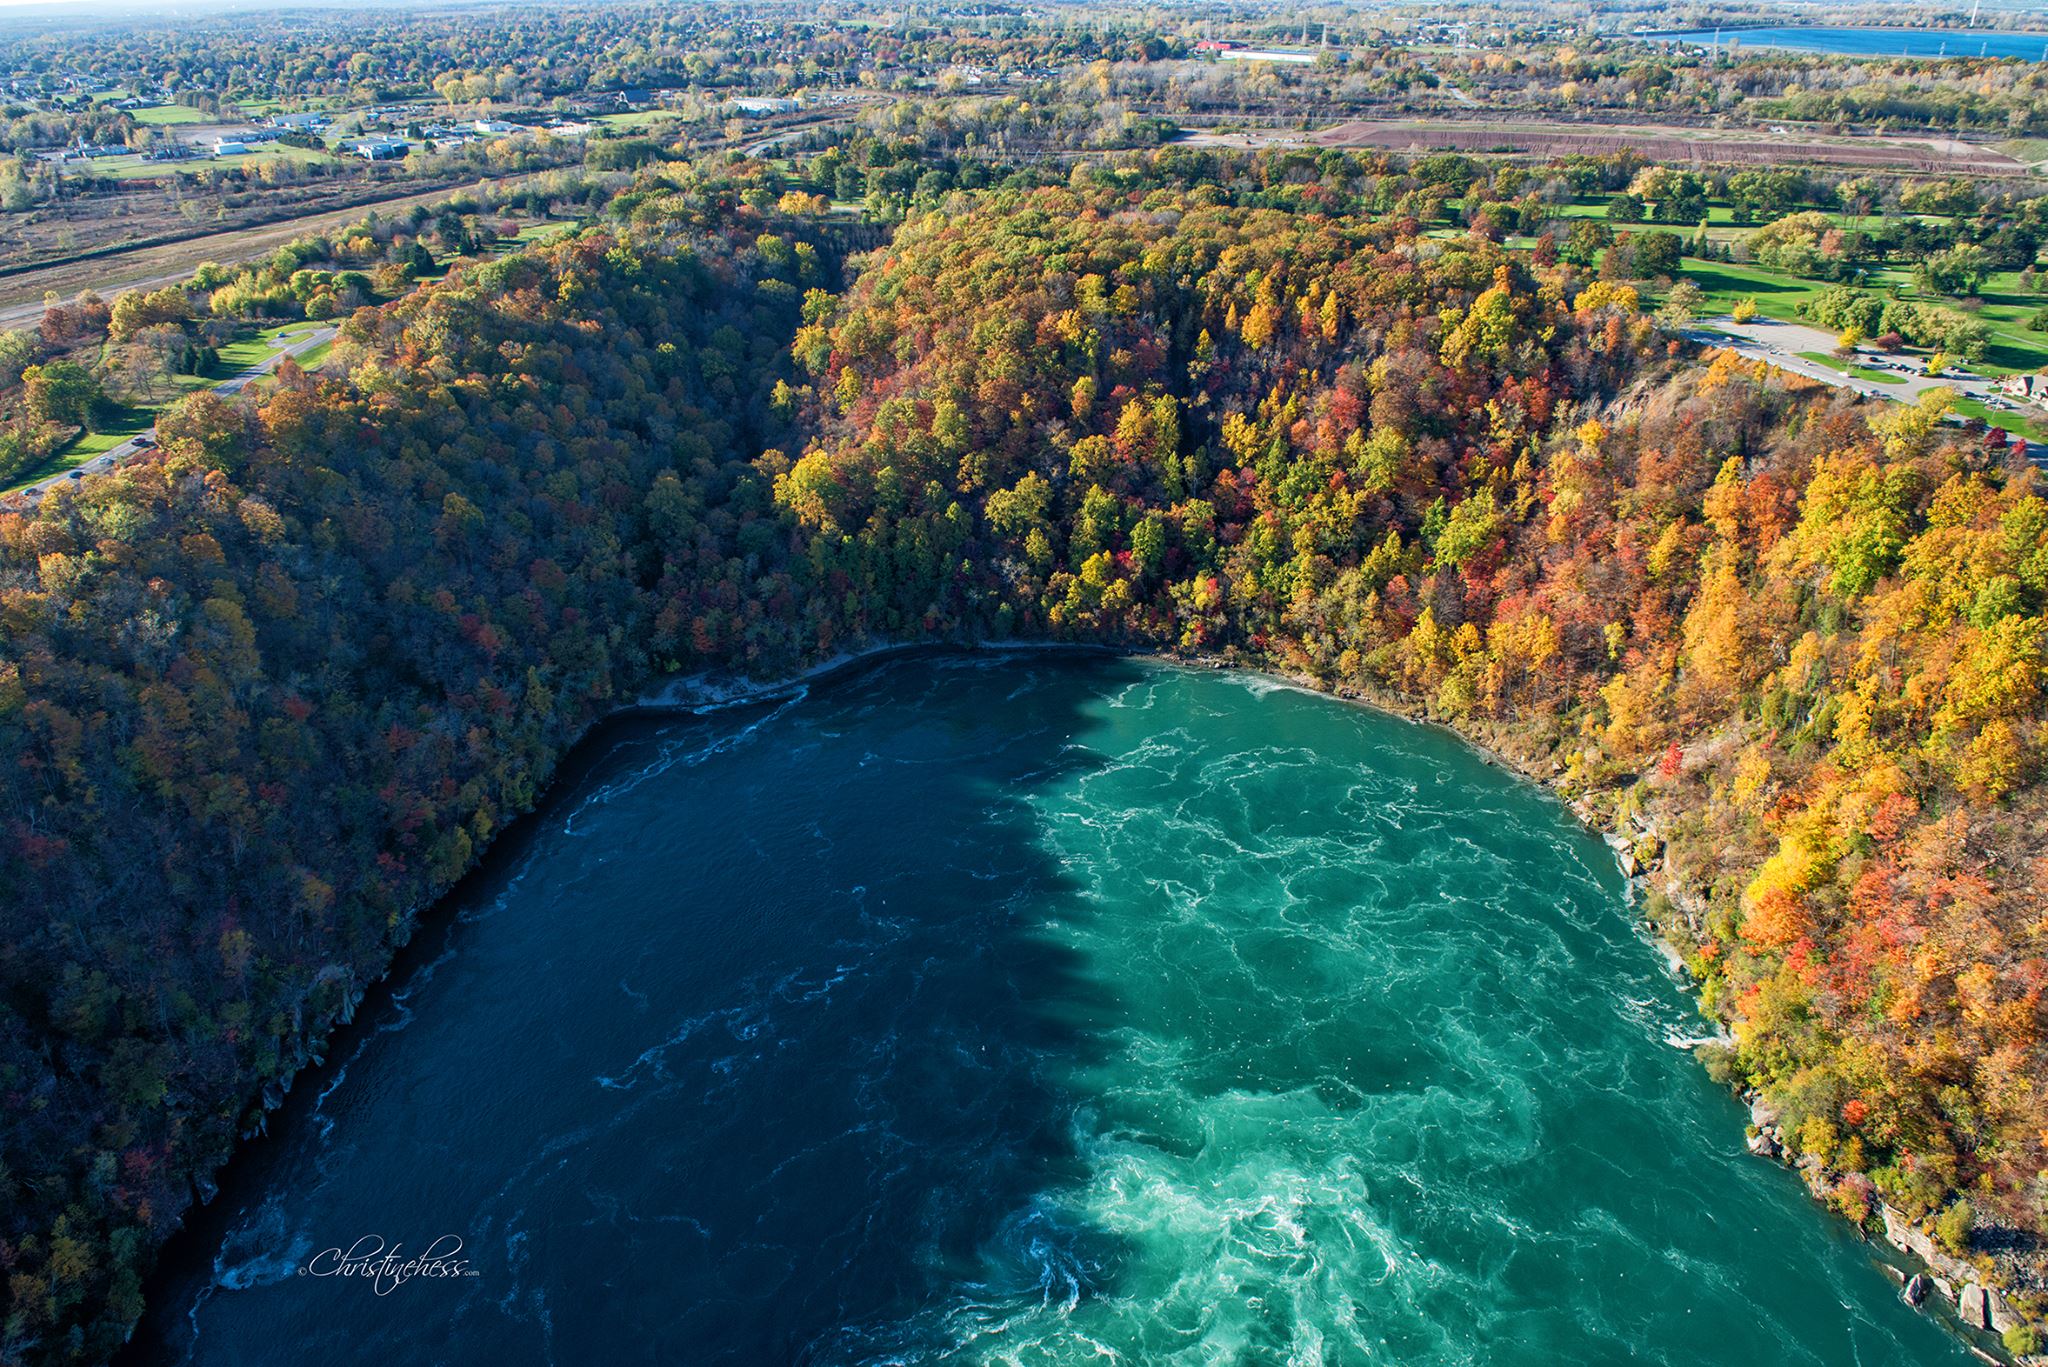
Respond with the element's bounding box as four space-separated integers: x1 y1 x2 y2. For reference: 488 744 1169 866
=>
2 144 2046 1364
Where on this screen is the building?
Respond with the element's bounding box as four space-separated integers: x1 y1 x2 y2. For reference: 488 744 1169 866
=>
472 118 521 136
1997 373 2048 408
724 96 801 116
1217 48 1322 64
211 138 249 157
39 142 125 162
269 111 328 132
348 136 410 160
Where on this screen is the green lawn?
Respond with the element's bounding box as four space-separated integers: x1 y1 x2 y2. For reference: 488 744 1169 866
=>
216 144 346 171
68 406 155 456
1940 269 2048 376
596 110 682 130
0 448 90 494
296 340 334 370
1539 194 1958 249
0 406 153 493
1952 393 2048 443
1677 258 1829 322
1997 137 2048 164
0 327 331 493
1675 255 2048 376
510 219 573 244
213 323 319 374
232 95 348 116
1796 351 1905 384
132 104 209 126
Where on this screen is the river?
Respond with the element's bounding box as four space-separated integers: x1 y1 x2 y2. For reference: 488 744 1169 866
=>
1644 25 2048 60
130 655 1973 1365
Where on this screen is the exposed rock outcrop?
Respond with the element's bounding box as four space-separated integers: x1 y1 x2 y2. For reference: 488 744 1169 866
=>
1879 1205 1978 1288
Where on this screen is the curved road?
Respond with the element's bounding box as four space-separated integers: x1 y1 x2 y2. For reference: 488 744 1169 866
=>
5 324 334 503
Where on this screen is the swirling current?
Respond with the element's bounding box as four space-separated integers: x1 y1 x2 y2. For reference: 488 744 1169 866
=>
130 655 1974 1366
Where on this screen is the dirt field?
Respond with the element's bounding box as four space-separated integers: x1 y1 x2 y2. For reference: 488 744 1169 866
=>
0 175 553 325
1299 120 2036 174
0 165 443 274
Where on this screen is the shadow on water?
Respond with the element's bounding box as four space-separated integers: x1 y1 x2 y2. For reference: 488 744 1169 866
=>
125 650 1144 1367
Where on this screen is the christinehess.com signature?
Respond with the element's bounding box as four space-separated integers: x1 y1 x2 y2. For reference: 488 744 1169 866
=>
299 1236 480 1295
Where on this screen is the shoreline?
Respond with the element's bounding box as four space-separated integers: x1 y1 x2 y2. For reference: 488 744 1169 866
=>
1234 656 2031 1364
137 638 2027 1366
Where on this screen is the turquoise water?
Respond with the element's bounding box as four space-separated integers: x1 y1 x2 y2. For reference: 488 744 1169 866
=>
1646 25 2048 60
132 656 1972 1365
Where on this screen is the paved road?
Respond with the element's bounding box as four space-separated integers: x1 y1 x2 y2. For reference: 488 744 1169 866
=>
743 117 855 158
5 324 335 502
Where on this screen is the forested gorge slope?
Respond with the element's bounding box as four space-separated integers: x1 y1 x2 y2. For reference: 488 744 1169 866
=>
1 175 2046 1363
0 202 828 1363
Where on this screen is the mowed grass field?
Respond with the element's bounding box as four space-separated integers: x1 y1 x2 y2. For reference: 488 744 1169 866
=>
597 109 683 130
1677 259 2048 377
1527 192 2048 363
1949 268 2048 374
1530 186 2048 440
212 322 323 373
1483 192 2047 368
84 143 349 181
132 105 210 126
1798 351 1906 384
1675 258 1831 323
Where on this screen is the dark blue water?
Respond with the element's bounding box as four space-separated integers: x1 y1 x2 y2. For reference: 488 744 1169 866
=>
132 656 1975 1365
1646 25 2048 60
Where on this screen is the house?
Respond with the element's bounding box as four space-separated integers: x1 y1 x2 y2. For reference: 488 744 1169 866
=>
347 136 410 160
1997 373 2048 408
